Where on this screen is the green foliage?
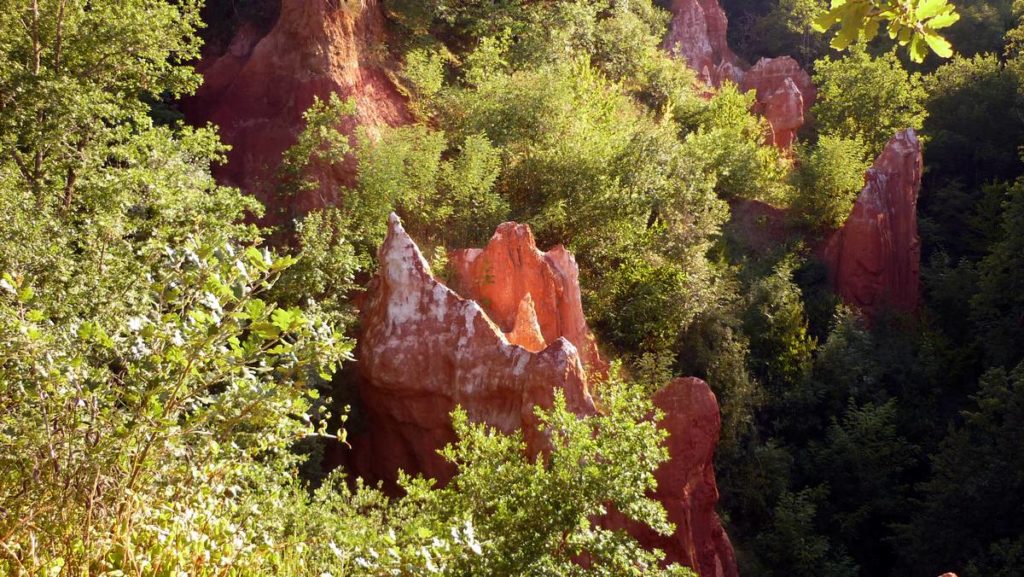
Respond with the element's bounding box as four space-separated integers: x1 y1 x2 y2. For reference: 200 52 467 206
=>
809 400 920 571
754 488 858 577
356 125 506 249
0 244 351 574
0 0 204 201
811 48 928 154
971 181 1024 368
411 376 695 577
742 258 817 393
901 363 1024 576
749 0 830 64
922 54 1024 199
675 82 793 205
813 0 961 62
790 135 872 230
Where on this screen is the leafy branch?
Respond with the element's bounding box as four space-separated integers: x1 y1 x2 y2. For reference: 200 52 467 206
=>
813 0 961 62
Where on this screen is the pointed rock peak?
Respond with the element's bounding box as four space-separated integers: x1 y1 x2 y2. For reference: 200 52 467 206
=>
662 0 816 150
448 222 607 375
506 294 547 353
354 216 595 486
825 129 923 320
353 216 735 577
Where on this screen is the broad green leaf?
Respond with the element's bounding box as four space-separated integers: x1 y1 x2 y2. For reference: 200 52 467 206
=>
928 11 960 29
250 321 281 340
922 31 954 57
916 0 949 20
909 34 928 62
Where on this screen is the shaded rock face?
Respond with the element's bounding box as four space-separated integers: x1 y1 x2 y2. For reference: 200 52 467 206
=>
825 129 923 319
448 223 607 375
185 0 409 225
664 0 742 87
604 378 739 577
664 0 815 148
353 214 597 484
354 216 736 577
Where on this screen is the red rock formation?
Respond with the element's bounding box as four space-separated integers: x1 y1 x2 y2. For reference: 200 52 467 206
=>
448 223 607 374
663 0 815 148
355 216 736 577
825 129 923 319
741 57 817 149
354 214 597 484
185 0 409 225
663 0 743 87
604 378 738 577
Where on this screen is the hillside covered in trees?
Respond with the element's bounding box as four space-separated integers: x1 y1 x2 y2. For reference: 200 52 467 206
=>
2 0 1023 576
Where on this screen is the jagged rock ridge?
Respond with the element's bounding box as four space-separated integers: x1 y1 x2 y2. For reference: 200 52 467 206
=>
448 222 608 375
353 215 737 577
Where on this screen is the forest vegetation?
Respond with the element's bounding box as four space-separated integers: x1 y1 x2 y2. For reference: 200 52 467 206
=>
1 0 1023 576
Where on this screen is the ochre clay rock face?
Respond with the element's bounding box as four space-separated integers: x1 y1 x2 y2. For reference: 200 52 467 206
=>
354 214 597 484
354 217 736 576
741 57 817 149
603 378 738 577
185 0 409 225
448 223 607 375
664 0 815 149
825 129 923 319
663 0 743 87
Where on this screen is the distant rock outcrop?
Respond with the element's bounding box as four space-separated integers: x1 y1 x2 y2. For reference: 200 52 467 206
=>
185 0 409 225
664 0 816 148
742 57 816 149
664 0 742 87
825 129 923 319
353 216 736 577
448 223 607 375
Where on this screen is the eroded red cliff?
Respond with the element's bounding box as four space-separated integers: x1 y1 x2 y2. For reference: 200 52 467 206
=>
604 377 739 577
664 0 816 148
353 216 736 577
448 223 607 375
185 0 409 225
353 214 597 484
825 129 923 319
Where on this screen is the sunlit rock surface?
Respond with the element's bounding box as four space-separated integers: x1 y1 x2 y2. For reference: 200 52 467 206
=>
353 214 597 484
604 377 739 577
353 216 736 576
825 129 923 319
742 57 816 149
448 222 607 375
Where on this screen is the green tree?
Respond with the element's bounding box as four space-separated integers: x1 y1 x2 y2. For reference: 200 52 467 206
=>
407 377 696 577
971 181 1024 368
901 363 1024 577
791 135 872 230
813 0 960 62
812 48 928 154
0 245 351 574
